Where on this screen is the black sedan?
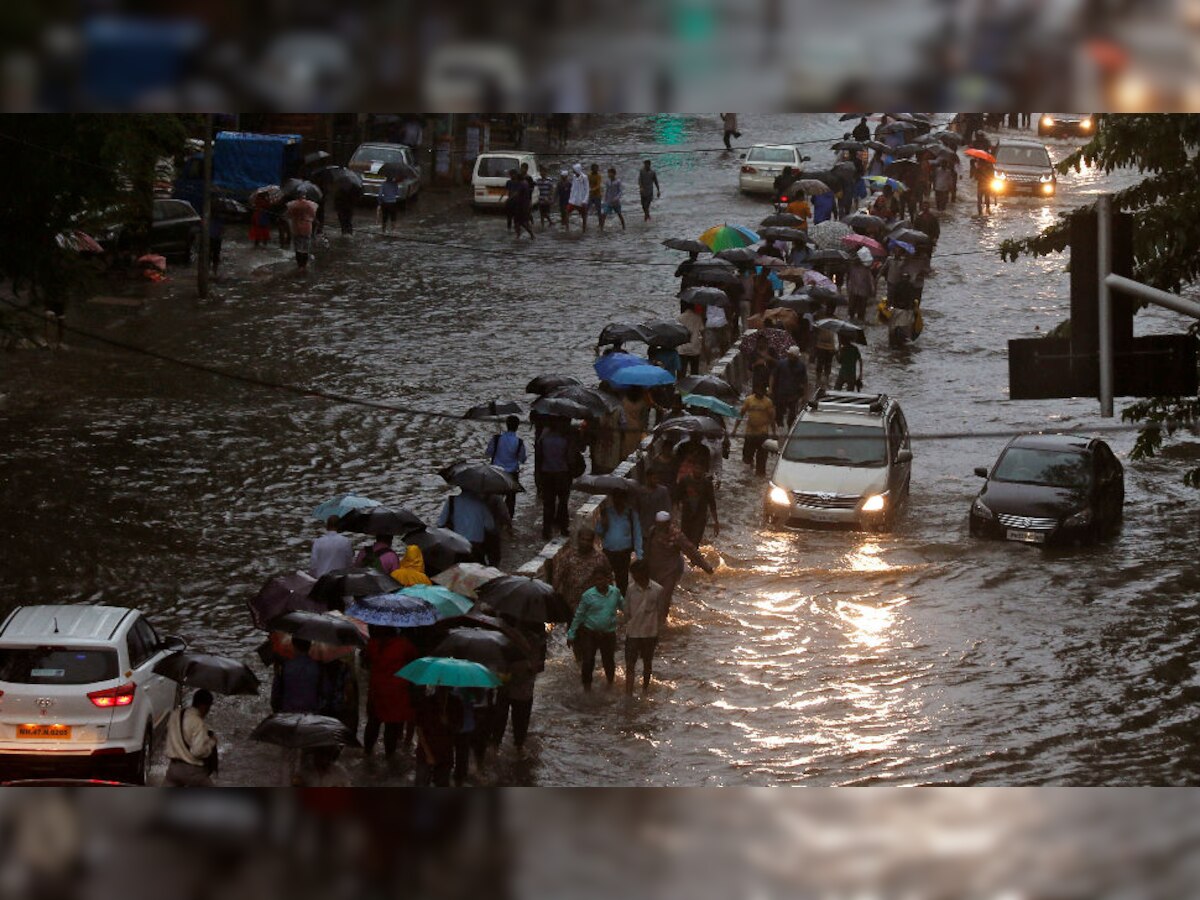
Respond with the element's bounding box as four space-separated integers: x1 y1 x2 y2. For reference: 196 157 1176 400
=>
969 434 1124 546
101 198 202 263
1037 114 1095 139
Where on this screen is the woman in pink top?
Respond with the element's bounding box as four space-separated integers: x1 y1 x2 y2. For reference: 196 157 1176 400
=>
286 197 318 269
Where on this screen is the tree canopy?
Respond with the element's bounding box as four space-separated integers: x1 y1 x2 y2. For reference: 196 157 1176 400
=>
999 114 1200 487
0 114 188 307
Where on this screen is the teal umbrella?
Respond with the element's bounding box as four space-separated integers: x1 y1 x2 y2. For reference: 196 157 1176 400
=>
398 585 474 619
397 656 501 688
312 494 379 522
682 394 738 418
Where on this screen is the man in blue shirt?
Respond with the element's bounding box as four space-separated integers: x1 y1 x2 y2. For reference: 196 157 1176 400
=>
486 415 527 519
437 488 495 563
595 489 643 594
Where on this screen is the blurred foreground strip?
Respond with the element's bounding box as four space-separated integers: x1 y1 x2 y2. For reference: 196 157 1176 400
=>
0 788 1195 899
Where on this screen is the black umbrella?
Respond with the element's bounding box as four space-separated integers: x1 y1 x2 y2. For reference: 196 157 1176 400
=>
676 374 739 404
885 159 921 178
434 628 527 672
674 257 735 278
846 214 885 234
689 268 741 288
714 247 759 264
439 461 521 496
808 284 843 303
640 321 690 348
760 212 807 228
337 506 425 536
403 527 473 577
839 112 868 121
759 226 810 243
379 161 419 182
251 713 360 750
280 178 323 203
303 150 332 167
815 318 868 345
653 415 726 441
807 249 855 264
310 568 402 606
770 294 824 314
476 576 571 624
864 140 892 154
269 611 366 648
154 652 261 696
913 133 942 146
572 474 641 495
662 238 711 255
526 374 582 395
598 323 647 347
679 287 730 308
248 572 323 630
889 144 922 159
935 131 963 148
465 400 523 420
832 140 865 152
878 121 916 135
547 385 620 416
530 395 595 420
888 227 932 247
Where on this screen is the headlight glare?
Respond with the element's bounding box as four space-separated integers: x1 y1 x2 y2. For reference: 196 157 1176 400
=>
768 485 791 507
862 494 886 513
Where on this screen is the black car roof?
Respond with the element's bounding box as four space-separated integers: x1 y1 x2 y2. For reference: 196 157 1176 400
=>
1007 433 1095 453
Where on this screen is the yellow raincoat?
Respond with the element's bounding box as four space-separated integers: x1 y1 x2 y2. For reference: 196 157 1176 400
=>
390 545 432 587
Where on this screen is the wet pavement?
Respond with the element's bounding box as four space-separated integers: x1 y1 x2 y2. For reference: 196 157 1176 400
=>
1 114 1198 785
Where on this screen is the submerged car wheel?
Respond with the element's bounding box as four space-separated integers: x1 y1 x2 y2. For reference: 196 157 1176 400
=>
124 723 153 786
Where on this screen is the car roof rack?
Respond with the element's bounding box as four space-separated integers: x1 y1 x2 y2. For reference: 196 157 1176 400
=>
809 388 889 415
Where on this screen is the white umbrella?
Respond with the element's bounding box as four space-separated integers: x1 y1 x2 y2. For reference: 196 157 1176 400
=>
809 220 852 250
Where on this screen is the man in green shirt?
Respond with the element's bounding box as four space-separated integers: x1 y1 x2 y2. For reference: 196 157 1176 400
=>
834 336 863 391
567 571 625 691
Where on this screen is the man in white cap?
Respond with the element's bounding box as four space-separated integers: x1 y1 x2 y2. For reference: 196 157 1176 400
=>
567 163 590 232
644 510 713 623
846 245 877 323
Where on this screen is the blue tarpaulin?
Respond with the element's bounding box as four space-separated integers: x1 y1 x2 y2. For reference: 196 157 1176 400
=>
211 132 303 195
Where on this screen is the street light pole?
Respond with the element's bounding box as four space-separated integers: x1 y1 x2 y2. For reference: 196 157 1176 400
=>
1096 193 1113 417
197 114 213 299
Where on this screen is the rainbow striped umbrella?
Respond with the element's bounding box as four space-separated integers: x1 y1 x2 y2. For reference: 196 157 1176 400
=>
698 224 760 252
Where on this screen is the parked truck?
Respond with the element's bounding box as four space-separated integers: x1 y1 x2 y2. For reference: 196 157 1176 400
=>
172 131 305 215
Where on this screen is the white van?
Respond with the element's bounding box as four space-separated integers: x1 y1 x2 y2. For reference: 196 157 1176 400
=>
472 152 541 209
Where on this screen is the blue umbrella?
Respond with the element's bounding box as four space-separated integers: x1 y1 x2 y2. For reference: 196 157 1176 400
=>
594 352 648 383
312 494 380 522
397 657 501 688
346 593 438 628
682 394 738 418
609 365 675 388
888 239 916 255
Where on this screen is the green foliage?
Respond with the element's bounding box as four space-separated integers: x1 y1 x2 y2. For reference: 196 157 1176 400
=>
0 114 188 308
1000 114 1200 486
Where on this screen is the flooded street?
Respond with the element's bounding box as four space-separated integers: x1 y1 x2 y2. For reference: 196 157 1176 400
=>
2 114 1198 786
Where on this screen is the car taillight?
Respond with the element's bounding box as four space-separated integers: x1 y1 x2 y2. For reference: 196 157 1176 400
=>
779 195 789 203
88 683 136 708
742 165 757 174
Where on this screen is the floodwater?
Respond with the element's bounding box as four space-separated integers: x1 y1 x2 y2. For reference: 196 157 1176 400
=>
1 114 1197 786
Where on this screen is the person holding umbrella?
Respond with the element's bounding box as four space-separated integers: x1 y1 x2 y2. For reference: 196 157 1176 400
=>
414 687 463 786
595 490 643 595
311 515 354 578
835 335 864 391
437 487 498 565
356 535 402 575
677 300 704 377
846 246 877 324
536 421 576 540
163 689 217 786
486 415 527 519
362 625 419 758
770 345 808 429
567 569 626 691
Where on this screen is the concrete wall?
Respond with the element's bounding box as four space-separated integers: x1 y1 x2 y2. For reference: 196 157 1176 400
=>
516 332 756 583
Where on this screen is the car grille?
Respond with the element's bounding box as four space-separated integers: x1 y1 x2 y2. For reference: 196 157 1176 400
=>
996 513 1058 531
794 493 860 510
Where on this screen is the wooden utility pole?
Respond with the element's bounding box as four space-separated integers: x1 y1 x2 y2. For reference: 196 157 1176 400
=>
197 114 213 299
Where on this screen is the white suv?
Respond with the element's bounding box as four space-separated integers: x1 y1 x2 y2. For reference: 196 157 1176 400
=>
0 605 184 784
764 391 913 530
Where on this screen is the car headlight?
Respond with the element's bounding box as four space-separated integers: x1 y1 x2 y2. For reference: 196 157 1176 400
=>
862 494 887 513
972 498 994 520
1041 182 1055 194
990 178 1005 192
1065 507 1092 527
1042 115 1055 127
768 485 791 507
1080 117 1092 130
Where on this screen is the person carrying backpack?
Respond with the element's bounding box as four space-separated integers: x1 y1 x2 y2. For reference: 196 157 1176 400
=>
486 415 527 519
355 535 401 573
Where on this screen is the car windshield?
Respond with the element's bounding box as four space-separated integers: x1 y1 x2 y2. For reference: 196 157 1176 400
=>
782 421 888 467
0 647 119 685
995 145 1051 167
350 146 410 166
747 148 795 164
992 447 1090 488
477 157 520 178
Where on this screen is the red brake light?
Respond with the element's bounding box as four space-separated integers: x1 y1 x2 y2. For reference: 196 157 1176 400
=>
779 195 789 203
742 165 757 174
88 683 136 708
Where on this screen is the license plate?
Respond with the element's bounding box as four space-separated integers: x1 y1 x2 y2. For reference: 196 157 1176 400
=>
803 509 842 523
487 187 507 196
1006 528 1046 544
18 724 71 740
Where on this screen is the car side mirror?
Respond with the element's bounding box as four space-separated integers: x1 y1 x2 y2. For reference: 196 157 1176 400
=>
739 153 746 160
973 466 988 478
161 635 187 652
763 439 780 454
895 448 913 464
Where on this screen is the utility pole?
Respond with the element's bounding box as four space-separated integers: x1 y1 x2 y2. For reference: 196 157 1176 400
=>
1096 193 1114 416
197 113 213 299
